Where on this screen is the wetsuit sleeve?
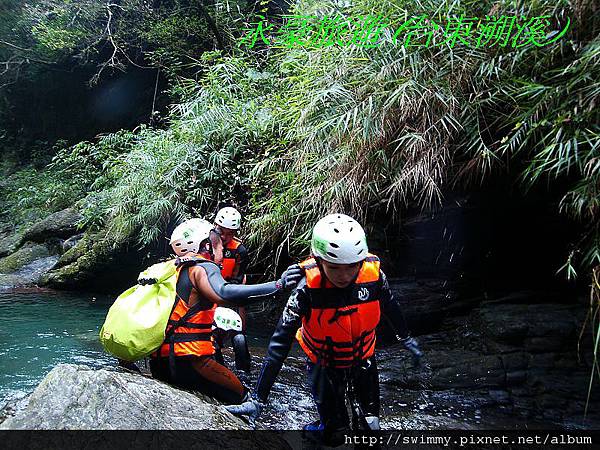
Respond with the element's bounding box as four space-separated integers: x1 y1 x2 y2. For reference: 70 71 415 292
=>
255 278 308 403
197 261 280 306
229 244 248 285
379 270 410 340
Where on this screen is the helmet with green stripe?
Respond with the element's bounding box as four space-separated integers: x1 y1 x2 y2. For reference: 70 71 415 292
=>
311 213 368 264
170 218 213 256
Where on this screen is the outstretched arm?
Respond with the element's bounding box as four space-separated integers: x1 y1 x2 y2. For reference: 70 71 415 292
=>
380 271 423 366
380 271 410 339
188 260 303 307
255 281 308 403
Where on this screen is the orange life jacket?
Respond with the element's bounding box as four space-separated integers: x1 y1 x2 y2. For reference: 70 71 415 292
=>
221 238 243 281
156 255 216 358
295 255 382 368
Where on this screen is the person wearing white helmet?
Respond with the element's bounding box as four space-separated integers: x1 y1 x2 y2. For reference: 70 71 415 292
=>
227 214 423 443
149 218 303 406
213 206 247 284
212 206 252 374
169 218 215 257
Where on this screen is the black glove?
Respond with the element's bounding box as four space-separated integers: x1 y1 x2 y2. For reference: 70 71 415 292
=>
275 264 303 290
401 336 423 368
225 394 265 428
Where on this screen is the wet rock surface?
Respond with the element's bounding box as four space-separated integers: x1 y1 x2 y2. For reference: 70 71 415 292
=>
0 229 24 258
0 241 60 290
0 207 143 292
39 232 145 292
0 242 50 274
376 286 599 429
243 283 599 430
0 208 87 289
0 364 254 430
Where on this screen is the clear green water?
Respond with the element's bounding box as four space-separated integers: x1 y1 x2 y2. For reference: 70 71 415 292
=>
0 290 584 429
0 290 114 405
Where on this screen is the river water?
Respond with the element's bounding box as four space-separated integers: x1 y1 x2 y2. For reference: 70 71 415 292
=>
0 289 115 405
0 289 582 430
0 288 314 427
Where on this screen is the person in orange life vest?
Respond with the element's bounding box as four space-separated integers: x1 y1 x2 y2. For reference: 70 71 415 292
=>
212 207 252 373
149 218 303 405
227 214 423 436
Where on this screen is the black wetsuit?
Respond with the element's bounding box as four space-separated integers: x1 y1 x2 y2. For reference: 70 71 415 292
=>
253 268 410 435
225 242 249 285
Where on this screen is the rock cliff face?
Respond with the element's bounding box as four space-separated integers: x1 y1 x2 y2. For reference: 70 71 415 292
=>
21 208 82 243
0 208 82 289
39 232 144 292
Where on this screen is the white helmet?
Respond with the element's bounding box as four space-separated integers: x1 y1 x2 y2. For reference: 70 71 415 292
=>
215 207 241 230
213 307 243 332
311 213 368 264
170 218 213 256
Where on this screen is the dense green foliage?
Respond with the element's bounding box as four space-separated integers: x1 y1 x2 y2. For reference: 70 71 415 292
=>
1 0 597 280
0 0 254 165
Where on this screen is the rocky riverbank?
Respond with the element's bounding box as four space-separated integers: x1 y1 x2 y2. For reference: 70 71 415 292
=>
0 364 249 430
0 193 597 430
380 285 599 428
240 281 599 429
0 207 144 292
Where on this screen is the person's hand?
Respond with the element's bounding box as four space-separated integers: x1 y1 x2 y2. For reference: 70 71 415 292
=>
275 264 304 291
225 395 264 428
401 336 423 368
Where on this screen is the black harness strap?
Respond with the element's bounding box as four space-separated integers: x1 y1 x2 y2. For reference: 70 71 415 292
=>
168 320 212 329
165 265 208 378
170 332 212 343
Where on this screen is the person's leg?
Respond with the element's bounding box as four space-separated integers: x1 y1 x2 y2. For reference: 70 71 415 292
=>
353 357 380 428
306 361 350 445
213 329 227 366
232 331 251 373
238 306 247 332
118 358 141 373
149 356 169 381
150 355 246 404
190 355 247 404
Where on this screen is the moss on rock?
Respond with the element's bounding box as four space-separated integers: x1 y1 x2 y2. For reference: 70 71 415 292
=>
0 242 50 273
39 232 143 292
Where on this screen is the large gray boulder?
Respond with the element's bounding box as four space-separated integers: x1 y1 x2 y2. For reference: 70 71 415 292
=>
0 229 24 258
0 364 251 430
22 208 82 243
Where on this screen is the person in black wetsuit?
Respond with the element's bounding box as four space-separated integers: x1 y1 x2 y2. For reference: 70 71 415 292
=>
149 218 302 405
227 214 423 443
